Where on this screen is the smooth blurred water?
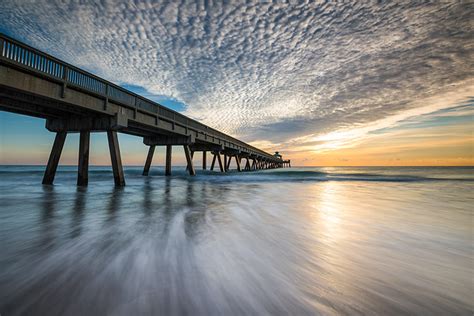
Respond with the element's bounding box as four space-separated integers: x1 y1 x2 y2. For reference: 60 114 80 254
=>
0 166 472 315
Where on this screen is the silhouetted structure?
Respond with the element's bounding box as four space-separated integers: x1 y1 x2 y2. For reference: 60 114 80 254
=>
274 152 290 167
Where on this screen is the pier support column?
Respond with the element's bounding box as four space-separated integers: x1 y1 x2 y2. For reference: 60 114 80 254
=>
42 131 67 185
245 158 250 171
77 131 90 186
165 145 172 176
107 130 125 186
202 151 207 170
223 154 228 172
183 145 196 176
235 155 242 172
186 150 194 172
142 145 155 176
216 152 224 172
210 153 217 171
226 155 232 171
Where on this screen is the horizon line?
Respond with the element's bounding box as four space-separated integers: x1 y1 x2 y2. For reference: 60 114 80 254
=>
0 164 472 168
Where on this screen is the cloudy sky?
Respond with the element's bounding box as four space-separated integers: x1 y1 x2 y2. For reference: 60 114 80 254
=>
0 1 473 166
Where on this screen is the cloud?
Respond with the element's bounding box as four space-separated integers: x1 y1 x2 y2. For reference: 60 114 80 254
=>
0 1 472 155
291 86 473 152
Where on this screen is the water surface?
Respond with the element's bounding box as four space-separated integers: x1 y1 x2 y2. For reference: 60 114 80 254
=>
0 166 472 315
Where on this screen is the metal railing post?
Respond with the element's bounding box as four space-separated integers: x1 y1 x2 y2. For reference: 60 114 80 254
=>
0 37 4 57
134 96 138 119
61 66 68 98
104 84 109 111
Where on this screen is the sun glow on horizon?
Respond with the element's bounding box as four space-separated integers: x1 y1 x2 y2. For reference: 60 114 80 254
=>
254 96 473 166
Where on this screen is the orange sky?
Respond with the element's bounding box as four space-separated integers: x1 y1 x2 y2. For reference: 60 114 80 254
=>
1 102 472 167
262 95 474 166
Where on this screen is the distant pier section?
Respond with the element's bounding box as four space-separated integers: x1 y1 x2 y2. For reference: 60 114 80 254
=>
0 33 289 186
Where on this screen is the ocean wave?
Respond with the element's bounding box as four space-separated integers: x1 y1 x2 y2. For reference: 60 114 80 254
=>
0 167 472 183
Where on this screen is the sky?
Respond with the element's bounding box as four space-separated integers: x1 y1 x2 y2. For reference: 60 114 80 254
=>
0 1 473 166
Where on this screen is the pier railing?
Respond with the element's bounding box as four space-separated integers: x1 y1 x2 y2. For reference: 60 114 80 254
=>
0 33 277 160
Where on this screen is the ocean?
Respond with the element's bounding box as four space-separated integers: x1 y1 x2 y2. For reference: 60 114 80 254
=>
0 166 472 315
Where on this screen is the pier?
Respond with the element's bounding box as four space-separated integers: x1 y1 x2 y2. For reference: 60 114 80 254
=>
0 33 290 186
